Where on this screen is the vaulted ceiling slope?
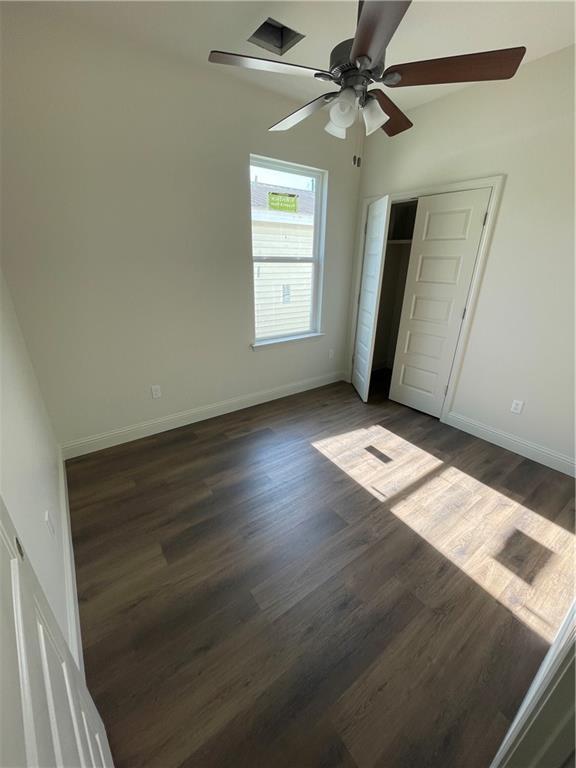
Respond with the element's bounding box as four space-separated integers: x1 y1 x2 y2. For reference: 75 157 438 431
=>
12 1 576 111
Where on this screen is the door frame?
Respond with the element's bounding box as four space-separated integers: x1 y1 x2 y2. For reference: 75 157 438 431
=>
347 174 505 419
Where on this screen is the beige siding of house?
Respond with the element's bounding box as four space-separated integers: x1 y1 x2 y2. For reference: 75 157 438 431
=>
252 220 315 339
252 220 314 259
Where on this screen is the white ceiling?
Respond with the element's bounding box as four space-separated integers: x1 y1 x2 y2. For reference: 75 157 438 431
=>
36 1 575 112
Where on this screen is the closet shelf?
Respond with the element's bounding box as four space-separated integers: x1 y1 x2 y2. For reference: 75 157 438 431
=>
387 239 411 245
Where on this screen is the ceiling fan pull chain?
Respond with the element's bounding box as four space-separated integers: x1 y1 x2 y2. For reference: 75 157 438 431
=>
354 115 364 168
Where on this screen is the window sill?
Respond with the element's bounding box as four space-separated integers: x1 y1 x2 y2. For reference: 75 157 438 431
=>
251 332 325 350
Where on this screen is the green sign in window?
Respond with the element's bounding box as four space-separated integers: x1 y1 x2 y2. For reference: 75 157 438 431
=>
268 192 298 213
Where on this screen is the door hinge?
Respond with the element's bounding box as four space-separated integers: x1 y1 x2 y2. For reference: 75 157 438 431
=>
482 211 488 227
444 384 449 396
462 305 467 320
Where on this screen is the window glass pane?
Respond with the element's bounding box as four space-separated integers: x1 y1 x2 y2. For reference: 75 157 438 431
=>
250 166 315 261
253 262 313 340
250 159 323 342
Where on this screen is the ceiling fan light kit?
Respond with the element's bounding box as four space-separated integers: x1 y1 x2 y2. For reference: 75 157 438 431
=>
322 90 390 140
209 0 526 152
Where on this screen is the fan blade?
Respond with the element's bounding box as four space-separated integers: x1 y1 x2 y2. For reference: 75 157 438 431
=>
382 46 526 87
269 93 339 132
208 50 332 79
350 1 411 69
369 90 413 136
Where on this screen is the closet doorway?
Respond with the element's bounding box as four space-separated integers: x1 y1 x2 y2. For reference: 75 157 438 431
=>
370 201 416 399
351 179 498 418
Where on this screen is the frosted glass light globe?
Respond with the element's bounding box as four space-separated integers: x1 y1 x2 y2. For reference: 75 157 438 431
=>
329 88 357 129
362 97 390 136
324 120 347 139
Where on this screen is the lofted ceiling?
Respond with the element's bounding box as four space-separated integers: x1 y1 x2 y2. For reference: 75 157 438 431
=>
24 1 575 112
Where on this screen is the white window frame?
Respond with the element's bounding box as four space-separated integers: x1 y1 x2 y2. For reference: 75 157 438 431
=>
249 154 328 348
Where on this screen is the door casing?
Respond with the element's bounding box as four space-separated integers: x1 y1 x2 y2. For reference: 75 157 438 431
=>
347 175 504 422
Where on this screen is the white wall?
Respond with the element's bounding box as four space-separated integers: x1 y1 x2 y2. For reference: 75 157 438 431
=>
2 7 573 474
1 6 360 456
358 45 575 473
0 274 73 642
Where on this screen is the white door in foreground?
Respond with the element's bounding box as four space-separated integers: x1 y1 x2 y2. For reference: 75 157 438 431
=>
390 187 491 417
0 496 114 767
352 196 391 402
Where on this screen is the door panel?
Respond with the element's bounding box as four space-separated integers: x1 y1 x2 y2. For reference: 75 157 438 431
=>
11 555 56 765
352 196 391 402
1 496 114 767
37 618 88 767
389 188 491 417
0 525 28 767
82 710 105 768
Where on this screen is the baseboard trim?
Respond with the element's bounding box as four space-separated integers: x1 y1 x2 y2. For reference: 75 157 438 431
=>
443 411 575 477
62 371 346 459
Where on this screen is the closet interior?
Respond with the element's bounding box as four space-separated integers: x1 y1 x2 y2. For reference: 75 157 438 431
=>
369 200 418 399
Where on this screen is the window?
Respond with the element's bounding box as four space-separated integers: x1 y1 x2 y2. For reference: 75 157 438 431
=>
250 155 327 344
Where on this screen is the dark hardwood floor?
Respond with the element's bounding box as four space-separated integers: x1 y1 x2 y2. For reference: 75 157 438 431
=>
66 382 575 768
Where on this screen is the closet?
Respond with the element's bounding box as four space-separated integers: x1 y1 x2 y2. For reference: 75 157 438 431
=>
369 201 416 398
352 186 492 417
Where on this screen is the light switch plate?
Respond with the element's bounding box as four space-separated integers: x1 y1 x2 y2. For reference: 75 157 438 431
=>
510 399 524 415
151 384 162 399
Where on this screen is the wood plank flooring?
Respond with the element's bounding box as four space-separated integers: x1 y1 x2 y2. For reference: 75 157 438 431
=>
67 383 575 768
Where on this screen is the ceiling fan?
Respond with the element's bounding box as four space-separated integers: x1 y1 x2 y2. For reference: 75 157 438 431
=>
208 0 526 143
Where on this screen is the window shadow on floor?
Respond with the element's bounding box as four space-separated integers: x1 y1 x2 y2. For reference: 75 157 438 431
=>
494 529 555 585
365 445 392 464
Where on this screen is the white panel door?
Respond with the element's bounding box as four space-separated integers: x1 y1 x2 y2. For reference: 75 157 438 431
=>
352 196 391 402
389 187 491 417
1 509 28 767
0 496 114 767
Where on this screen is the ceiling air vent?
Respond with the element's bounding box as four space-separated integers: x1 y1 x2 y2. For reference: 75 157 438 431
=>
248 18 305 56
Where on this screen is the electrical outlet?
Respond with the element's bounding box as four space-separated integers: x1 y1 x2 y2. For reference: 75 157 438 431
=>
45 510 55 538
151 385 162 399
328 348 335 360
510 399 524 415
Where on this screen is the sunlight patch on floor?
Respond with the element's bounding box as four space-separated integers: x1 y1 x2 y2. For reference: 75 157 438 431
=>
312 424 574 643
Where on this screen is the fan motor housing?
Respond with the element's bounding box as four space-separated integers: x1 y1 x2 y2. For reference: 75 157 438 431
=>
329 38 384 92
329 39 356 77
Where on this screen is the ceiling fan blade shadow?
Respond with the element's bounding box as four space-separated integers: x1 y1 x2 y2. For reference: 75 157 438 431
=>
269 93 339 132
208 50 332 79
350 1 411 69
382 46 527 86
369 90 413 136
